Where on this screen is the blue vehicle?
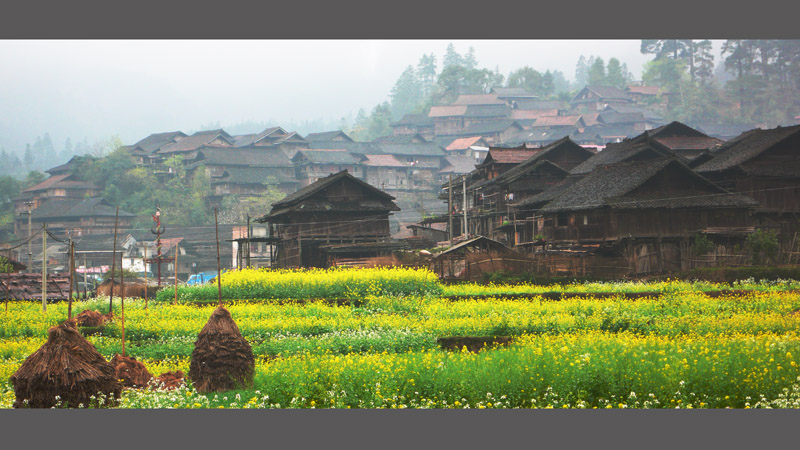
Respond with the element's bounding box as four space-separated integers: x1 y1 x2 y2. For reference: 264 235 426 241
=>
187 271 219 286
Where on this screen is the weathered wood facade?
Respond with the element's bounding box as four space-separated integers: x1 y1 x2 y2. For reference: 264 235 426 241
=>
257 171 401 268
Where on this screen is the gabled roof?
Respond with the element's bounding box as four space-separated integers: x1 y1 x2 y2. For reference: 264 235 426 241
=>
361 154 407 167
194 147 293 168
158 129 234 154
695 123 759 140
464 104 511 118
391 114 434 127
541 159 757 213
570 139 677 175
511 99 567 111
695 125 800 173
374 133 428 144
626 85 662 96
428 105 468 117
293 149 361 165
481 147 542 166
304 130 354 142
31 198 135 221
45 156 82 176
261 170 399 221
130 131 187 154
489 137 590 186
374 143 445 157
597 111 648 125
503 129 569 146
581 85 631 100
22 174 71 192
643 121 707 139
214 167 296 186
446 136 486 151
532 115 584 128
452 94 504 105
511 110 560 120
444 120 524 137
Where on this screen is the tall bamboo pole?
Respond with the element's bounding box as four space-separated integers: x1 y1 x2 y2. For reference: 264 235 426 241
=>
68 239 74 320
120 252 125 357
215 208 222 308
41 223 47 313
448 174 454 244
173 243 179 305
109 206 119 314
143 243 148 310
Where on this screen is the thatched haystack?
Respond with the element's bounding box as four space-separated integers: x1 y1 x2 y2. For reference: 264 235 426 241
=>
74 309 112 327
111 354 153 388
189 306 254 393
10 321 122 408
152 370 185 390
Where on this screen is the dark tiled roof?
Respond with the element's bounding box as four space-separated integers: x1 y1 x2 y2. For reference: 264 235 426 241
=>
503 129 571 146
542 159 756 213
374 134 429 144
262 171 399 220
482 147 542 165
304 130 354 142
512 175 581 209
195 147 293 168
32 198 135 220
695 123 759 139
570 138 680 175
597 111 647 125
443 120 523 137
582 85 632 101
491 87 538 98
491 137 590 185
293 150 361 165
215 167 296 185
131 131 187 154
463 104 511 118
512 100 567 111
391 114 435 127
45 156 81 175
159 130 233 154
531 115 583 128
695 125 800 173
375 143 444 157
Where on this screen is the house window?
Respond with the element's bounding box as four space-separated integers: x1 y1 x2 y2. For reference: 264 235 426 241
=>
583 215 588 226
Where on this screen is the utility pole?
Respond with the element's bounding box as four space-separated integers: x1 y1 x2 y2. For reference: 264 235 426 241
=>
41 223 46 312
68 239 74 319
214 208 222 308
448 174 453 244
462 177 468 239
109 206 119 314
82 254 88 299
173 243 179 305
246 215 251 268
143 243 148 309
25 201 33 273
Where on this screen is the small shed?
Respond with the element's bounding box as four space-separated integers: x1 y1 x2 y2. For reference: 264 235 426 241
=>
432 236 513 280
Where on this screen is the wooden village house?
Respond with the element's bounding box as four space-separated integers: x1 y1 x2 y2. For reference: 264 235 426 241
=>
256 170 402 268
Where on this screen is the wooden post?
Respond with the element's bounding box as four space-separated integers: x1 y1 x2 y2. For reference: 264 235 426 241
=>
174 243 179 305
215 208 223 308
109 206 119 314
120 252 125 357
4 270 9 313
143 243 148 310
448 174 453 244
82 254 88 299
463 177 468 238
42 223 47 313
68 239 74 320
246 215 251 268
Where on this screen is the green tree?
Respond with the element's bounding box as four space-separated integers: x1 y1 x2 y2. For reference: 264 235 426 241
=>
587 57 606 85
21 171 46 189
463 47 478 70
23 145 33 169
389 65 424 120
416 53 438 97
575 55 592 88
443 43 463 68
605 58 627 89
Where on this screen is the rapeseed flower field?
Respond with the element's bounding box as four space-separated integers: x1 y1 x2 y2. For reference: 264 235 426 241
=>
2 268 800 408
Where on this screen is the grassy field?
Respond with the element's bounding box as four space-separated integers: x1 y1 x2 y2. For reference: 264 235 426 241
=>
2 269 800 408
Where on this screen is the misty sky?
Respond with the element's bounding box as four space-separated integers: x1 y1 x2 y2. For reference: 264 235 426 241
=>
0 40 725 152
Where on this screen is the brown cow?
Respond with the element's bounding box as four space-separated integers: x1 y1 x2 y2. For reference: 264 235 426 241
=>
95 279 150 298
